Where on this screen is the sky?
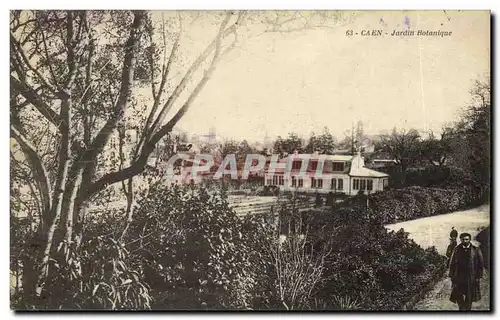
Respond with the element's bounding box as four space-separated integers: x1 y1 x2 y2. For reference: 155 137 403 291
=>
152 10 490 143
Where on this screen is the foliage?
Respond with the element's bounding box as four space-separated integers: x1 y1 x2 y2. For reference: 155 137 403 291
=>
305 127 337 154
375 165 471 189
457 78 491 185
475 226 490 270
273 133 304 157
303 205 446 310
339 182 488 225
125 185 252 310
377 79 491 189
241 197 331 310
374 128 421 184
419 129 454 167
12 231 153 310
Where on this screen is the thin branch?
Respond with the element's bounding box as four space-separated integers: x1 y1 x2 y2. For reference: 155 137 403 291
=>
135 22 181 159
10 125 52 220
11 75 63 129
145 13 235 141
10 34 57 94
85 12 233 198
75 11 146 174
37 21 61 90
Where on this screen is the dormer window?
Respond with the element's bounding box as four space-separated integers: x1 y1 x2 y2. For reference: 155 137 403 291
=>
292 160 302 170
310 161 318 171
332 162 345 172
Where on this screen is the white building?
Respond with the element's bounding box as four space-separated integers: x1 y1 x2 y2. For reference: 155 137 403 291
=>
264 152 389 196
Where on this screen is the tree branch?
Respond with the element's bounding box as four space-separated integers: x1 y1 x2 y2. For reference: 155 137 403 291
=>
145 13 236 141
11 125 52 226
75 11 146 174
11 75 63 129
85 12 233 199
10 33 58 94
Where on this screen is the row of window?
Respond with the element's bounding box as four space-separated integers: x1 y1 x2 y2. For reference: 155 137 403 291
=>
266 177 344 190
352 178 373 191
291 176 304 187
266 176 385 191
271 175 285 186
290 160 345 172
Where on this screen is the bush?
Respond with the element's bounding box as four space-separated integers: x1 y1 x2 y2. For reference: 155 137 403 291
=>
128 185 252 310
372 165 473 189
339 181 488 225
304 206 447 310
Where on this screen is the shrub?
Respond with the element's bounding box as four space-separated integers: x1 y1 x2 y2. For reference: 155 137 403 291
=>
128 185 252 310
305 206 447 310
340 181 488 225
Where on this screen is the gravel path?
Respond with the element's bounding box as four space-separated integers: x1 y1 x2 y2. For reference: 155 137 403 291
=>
385 205 490 311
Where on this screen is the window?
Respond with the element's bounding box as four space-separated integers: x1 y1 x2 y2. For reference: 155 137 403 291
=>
266 178 272 185
338 179 343 190
291 176 297 187
331 178 336 190
367 179 373 191
332 162 345 172
383 179 389 187
272 175 284 186
310 161 318 171
360 180 366 190
311 177 322 188
353 179 372 191
353 179 359 190
298 178 303 187
292 160 302 170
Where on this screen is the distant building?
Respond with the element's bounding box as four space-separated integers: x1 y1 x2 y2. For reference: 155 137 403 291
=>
263 151 389 195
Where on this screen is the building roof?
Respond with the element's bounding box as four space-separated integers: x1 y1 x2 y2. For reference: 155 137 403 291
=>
349 166 389 178
267 154 353 162
322 155 354 161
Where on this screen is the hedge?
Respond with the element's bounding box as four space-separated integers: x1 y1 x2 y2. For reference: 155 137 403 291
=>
371 165 472 189
338 182 488 225
294 178 489 310
300 206 447 310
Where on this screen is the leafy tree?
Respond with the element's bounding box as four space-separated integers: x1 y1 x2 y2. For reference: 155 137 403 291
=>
339 121 366 154
127 185 251 309
11 9 243 306
460 78 491 185
305 127 336 154
419 128 453 167
273 132 304 156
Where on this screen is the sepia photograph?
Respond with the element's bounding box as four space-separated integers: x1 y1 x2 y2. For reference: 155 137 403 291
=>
9 9 491 311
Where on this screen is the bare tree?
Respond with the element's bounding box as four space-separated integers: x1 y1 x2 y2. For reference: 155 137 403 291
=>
420 128 453 167
264 202 331 310
376 128 421 185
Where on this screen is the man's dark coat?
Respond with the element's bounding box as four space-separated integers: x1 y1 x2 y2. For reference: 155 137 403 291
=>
448 243 485 303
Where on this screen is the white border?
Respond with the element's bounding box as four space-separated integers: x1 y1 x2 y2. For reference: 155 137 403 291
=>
2 1 497 320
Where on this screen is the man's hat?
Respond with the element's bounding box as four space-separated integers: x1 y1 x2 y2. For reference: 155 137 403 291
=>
450 227 458 239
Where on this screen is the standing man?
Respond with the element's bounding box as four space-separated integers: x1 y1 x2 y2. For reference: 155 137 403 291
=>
449 233 485 311
446 227 458 265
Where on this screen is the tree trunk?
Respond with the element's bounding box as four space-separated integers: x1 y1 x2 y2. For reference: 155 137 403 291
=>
35 97 72 298
63 168 84 259
401 162 407 187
